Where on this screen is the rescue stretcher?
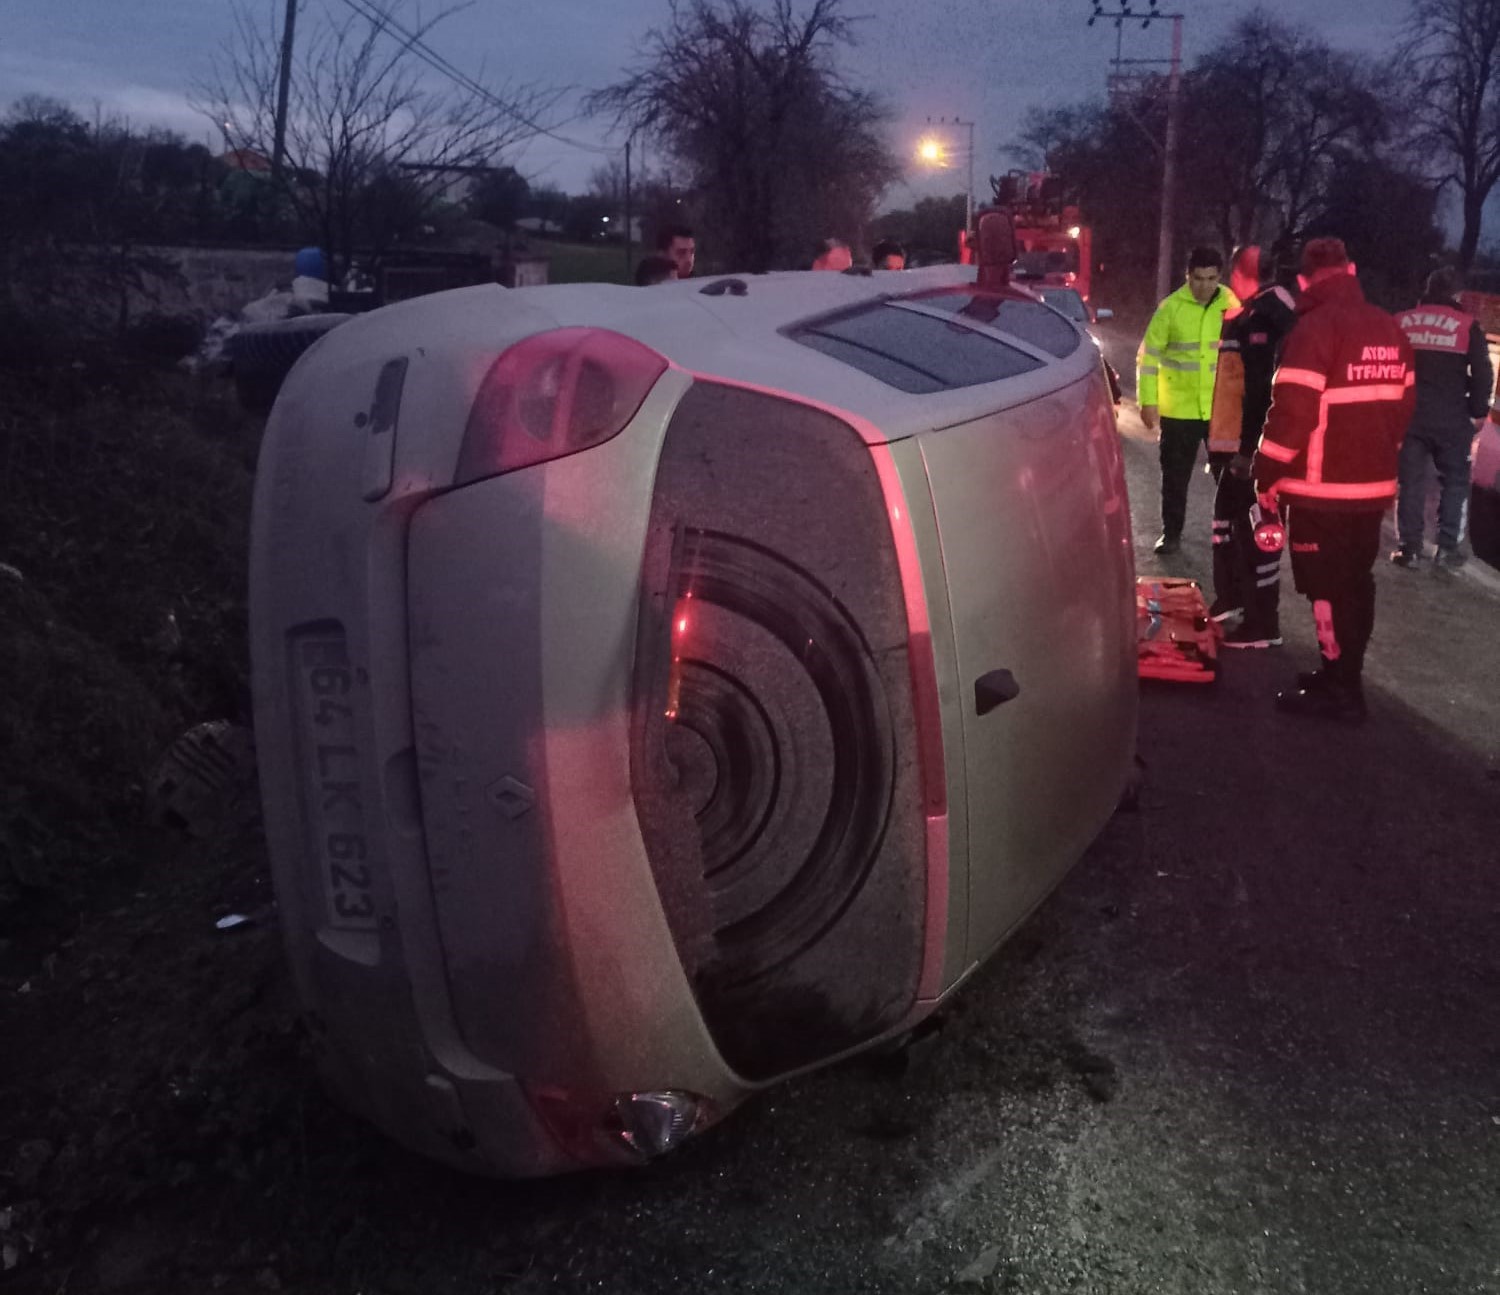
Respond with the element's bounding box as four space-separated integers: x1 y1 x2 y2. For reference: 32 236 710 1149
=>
1136 577 1219 683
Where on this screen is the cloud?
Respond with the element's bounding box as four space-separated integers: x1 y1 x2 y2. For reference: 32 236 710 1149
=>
0 49 213 142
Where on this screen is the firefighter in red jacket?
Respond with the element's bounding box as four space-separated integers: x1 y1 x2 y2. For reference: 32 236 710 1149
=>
1253 239 1416 722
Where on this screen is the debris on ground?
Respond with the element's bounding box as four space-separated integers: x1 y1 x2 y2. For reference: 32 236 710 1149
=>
147 721 256 838
952 1244 1003 1287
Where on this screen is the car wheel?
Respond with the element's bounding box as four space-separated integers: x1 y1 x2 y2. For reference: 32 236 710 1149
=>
1471 483 1500 569
229 313 351 415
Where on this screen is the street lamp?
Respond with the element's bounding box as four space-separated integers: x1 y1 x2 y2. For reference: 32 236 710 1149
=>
915 117 976 245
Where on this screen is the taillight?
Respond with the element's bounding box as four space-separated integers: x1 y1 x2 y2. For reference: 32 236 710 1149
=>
452 327 668 485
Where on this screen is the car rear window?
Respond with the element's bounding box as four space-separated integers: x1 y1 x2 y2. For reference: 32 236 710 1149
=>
909 291 1084 358
790 302 1046 394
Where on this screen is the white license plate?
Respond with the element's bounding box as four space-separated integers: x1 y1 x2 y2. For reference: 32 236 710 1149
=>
295 633 377 931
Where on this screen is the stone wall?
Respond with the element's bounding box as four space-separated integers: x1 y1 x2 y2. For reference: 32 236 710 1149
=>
134 246 303 322
131 244 550 322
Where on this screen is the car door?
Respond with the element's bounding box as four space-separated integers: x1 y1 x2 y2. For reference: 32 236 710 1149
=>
919 372 1137 961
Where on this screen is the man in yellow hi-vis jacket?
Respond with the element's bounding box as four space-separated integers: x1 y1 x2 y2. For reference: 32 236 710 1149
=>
1137 247 1240 555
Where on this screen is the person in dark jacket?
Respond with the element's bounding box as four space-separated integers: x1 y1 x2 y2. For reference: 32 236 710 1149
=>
1207 245 1299 647
1253 238 1416 722
1391 266 1494 570
634 254 677 286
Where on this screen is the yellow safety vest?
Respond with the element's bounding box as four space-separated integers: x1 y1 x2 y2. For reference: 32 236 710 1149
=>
1137 283 1239 421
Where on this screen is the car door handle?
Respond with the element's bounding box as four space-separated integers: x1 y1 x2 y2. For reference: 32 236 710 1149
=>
974 669 1021 716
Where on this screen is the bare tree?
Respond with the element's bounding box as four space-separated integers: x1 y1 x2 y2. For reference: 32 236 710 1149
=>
1008 104 1101 174
0 98 199 339
1188 15 1302 249
467 165 530 232
196 0 561 278
588 159 629 207
1400 0 1500 268
1187 14 1384 253
1002 12 1428 309
587 0 898 272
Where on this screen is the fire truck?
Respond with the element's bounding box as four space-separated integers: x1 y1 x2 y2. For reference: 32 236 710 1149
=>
962 172 1093 304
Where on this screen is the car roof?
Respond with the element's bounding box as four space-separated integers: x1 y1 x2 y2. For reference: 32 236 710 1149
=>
334 267 1098 442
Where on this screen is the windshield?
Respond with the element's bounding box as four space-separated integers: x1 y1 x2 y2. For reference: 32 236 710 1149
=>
1036 288 1089 323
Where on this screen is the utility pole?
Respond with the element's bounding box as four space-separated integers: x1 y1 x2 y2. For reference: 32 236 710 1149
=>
619 127 650 278
1088 2 1184 301
965 119 974 239
1157 16 1183 304
624 133 634 279
271 0 298 188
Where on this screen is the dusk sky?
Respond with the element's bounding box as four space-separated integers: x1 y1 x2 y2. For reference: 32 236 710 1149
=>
3 0 1415 204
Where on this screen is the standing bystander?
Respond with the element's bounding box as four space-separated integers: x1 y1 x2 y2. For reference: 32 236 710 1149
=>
811 238 853 272
657 225 696 279
1137 248 1241 555
634 255 677 287
1391 266 1493 571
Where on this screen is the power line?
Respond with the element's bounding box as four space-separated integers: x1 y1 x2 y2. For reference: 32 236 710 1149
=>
341 0 595 146
335 0 616 156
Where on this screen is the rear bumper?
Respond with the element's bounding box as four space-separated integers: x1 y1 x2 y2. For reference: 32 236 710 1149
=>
250 336 676 1176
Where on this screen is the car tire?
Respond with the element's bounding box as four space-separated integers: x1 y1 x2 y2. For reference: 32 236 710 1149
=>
230 313 351 415
1471 483 1500 569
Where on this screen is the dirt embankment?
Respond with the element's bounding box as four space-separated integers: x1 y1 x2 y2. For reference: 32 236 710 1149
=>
0 363 324 1291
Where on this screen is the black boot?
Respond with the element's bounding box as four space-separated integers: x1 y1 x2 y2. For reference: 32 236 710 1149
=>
1276 671 1367 723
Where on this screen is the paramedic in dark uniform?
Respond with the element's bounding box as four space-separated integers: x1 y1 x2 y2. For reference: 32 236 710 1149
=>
1207 245 1298 648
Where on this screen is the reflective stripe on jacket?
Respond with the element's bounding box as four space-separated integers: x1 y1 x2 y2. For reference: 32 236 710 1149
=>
1253 274 1416 511
1137 281 1240 420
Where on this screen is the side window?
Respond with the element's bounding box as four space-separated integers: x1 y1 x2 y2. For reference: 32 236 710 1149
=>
791 304 1045 394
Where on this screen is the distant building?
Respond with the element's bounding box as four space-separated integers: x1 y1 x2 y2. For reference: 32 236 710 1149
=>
220 147 273 175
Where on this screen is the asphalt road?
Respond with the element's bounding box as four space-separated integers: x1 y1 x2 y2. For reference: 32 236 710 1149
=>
316 331 1500 1293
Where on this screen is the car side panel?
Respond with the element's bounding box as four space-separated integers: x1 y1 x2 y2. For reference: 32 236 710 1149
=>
918 371 1137 959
